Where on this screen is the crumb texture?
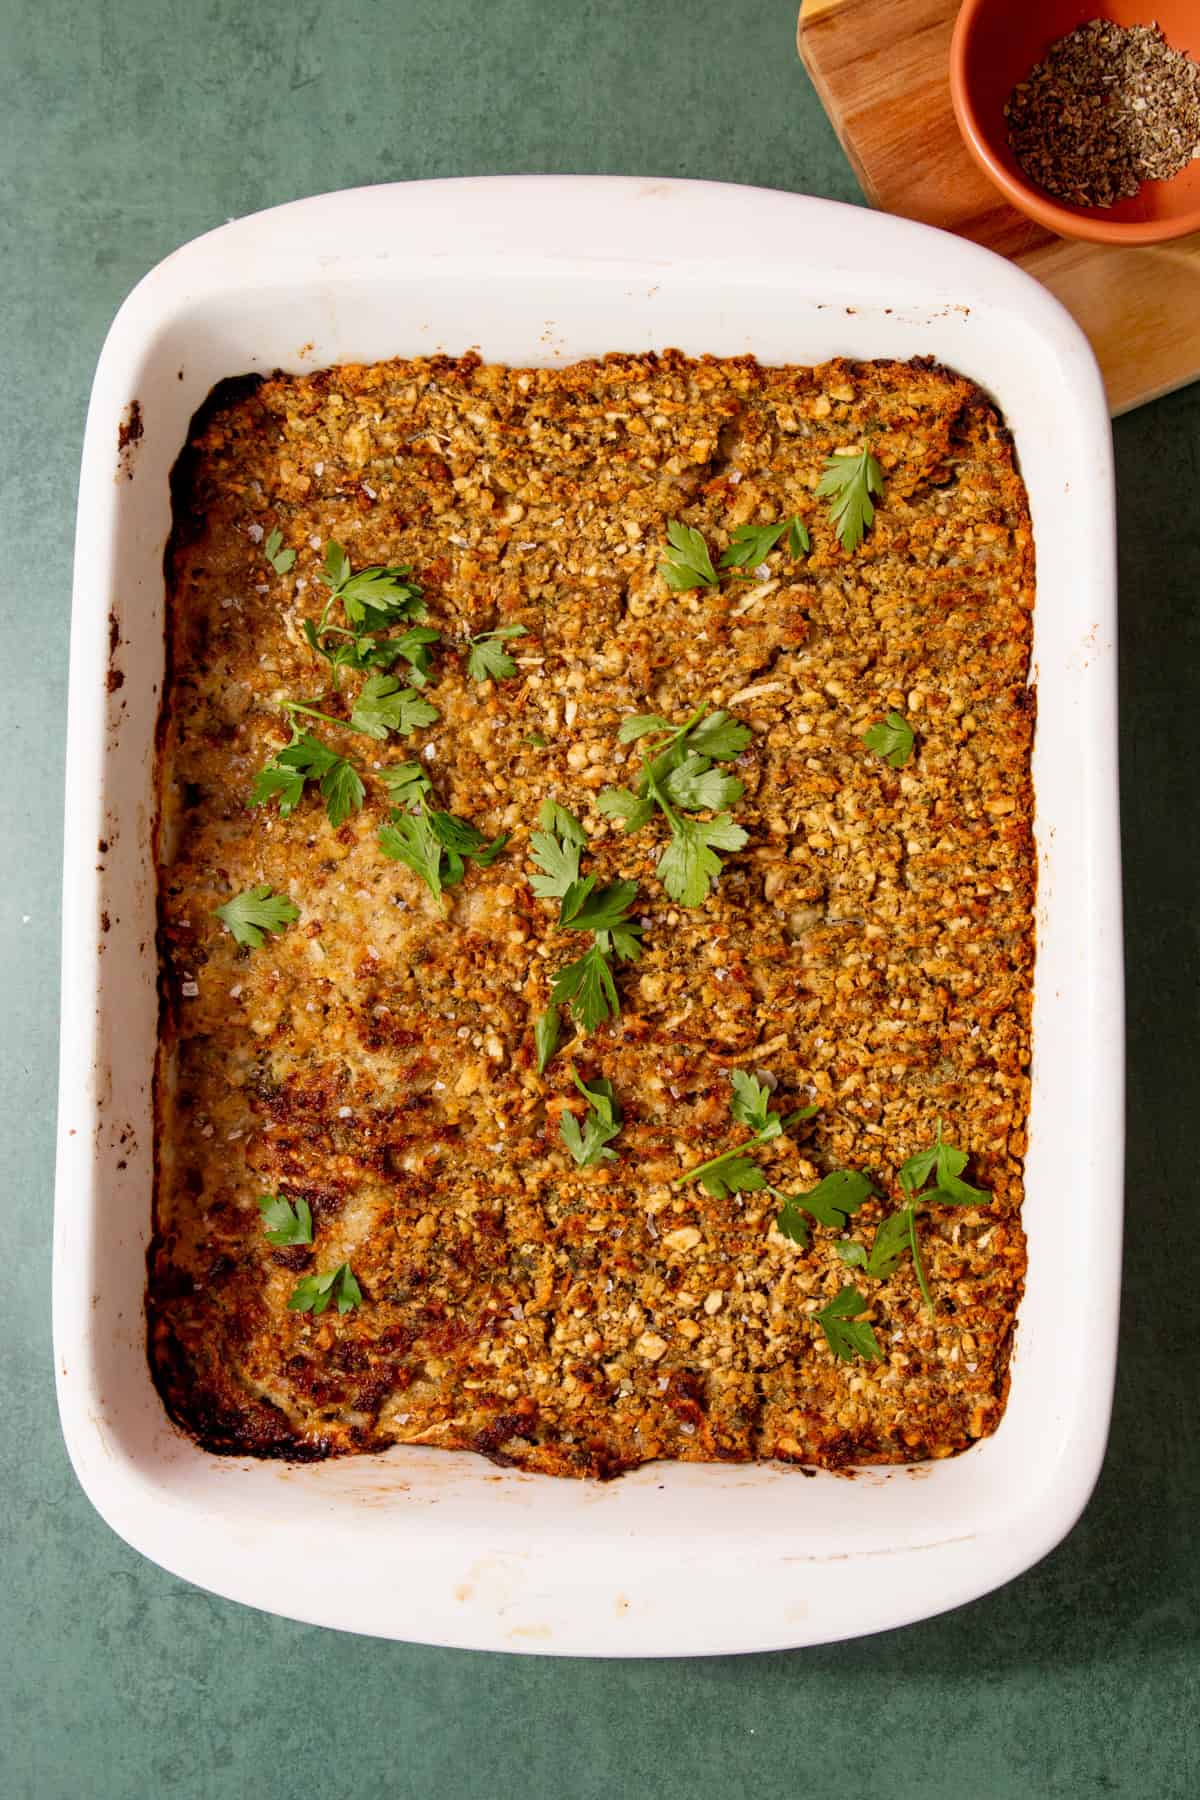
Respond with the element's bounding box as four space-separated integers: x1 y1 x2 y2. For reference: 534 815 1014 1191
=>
151 350 1034 1477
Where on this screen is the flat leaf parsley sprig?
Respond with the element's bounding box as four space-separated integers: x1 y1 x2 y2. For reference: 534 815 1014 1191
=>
673 1070 817 1199
835 1121 990 1314
377 762 507 907
559 1072 623 1167
528 796 643 1045
814 1287 881 1363
288 1262 363 1316
251 540 441 830
466 623 528 682
659 515 811 591
302 540 436 686
598 706 752 906
213 884 299 949
257 1193 313 1246
816 446 886 553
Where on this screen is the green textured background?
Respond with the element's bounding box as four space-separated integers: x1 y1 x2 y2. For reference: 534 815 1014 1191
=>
3 2 1197 1795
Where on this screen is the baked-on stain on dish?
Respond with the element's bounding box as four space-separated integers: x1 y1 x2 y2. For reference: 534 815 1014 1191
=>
149 351 1034 1479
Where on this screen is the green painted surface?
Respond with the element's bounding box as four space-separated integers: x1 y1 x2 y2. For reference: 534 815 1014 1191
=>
2 2 1196 1794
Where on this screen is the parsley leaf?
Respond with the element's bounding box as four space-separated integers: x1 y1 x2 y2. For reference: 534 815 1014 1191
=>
684 712 753 763
379 761 433 805
730 1069 775 1136
349 672 439 741
530 824 583 900
378 777 506 904
598 706 753 907
861 1207 914 1280
548 879 642 1034
531 800 590 900
249 761 307 816
302 618 440 686
659 520 717 591
656 812 748 906
816 448 885 553
251 731 365 828
898 1122 990 1209
864 711 914 769
774 1170 874 1248
845 1124 991 1312
426 808 507 865
378 808 446 900
550 940 620 1033
559 878 641 939
321 541 424 628
595 786 656 833
675 1073 818 1195
814 1287 881 1363
538 796 587 845
534 1005 560 1074
693 1150 768 1200
321 757 368 828
719 516 810 573
617 714 673 745
560 1072 623 1166
213 884 299 949
466 624 528 682
288 1262 363 1316
533 813 643 1036
263 527 296 576
660 754 744 813
257 1193 313 1246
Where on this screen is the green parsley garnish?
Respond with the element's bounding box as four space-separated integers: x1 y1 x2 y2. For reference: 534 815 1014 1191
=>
533 1005 560 1074
531 798 641 1035
774 1169 875 1249
251 729 365 828
835 1122 990 1312
288 1262 362 1316
598 706 751 907
550 879 643 1033
814 1286 881 1363
719 516 810 573
530 796 587 900
263 527 296 576
251 538 440 832
377 762 506 905
816 447 885 553
673 1070 818 1198
257 1193 313 1246
349 672 439 741
559 1072 623 1167
659 520 718 591
302 541 434 685
213 884 299 949
863 711 914 769
466 623 528 682
320 541 424 628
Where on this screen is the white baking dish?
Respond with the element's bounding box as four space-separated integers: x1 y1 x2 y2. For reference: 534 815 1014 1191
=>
55 177 1122 1655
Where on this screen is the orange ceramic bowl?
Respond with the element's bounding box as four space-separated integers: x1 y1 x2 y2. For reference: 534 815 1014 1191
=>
950 0 1200 244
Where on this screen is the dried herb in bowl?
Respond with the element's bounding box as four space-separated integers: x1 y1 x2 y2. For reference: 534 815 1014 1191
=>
1005 20 1200 209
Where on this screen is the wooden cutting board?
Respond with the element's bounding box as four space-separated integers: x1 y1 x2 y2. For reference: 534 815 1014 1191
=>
797 0 1200 414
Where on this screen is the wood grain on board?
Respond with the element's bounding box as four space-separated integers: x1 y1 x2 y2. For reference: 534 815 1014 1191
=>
797 0 1200 413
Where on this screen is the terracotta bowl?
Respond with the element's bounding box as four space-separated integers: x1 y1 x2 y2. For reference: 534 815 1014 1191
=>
950 0 1200 244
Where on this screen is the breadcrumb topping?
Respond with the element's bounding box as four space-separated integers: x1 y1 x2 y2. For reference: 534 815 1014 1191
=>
150 350 1034 1477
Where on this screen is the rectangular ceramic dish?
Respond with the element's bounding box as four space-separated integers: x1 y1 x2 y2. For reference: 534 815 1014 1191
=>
55 177 1123 1655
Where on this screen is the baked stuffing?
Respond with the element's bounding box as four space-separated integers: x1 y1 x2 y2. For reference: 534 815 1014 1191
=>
150 350 1034 1476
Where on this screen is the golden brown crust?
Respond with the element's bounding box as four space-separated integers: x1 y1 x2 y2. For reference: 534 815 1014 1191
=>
150 350 1034 1477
